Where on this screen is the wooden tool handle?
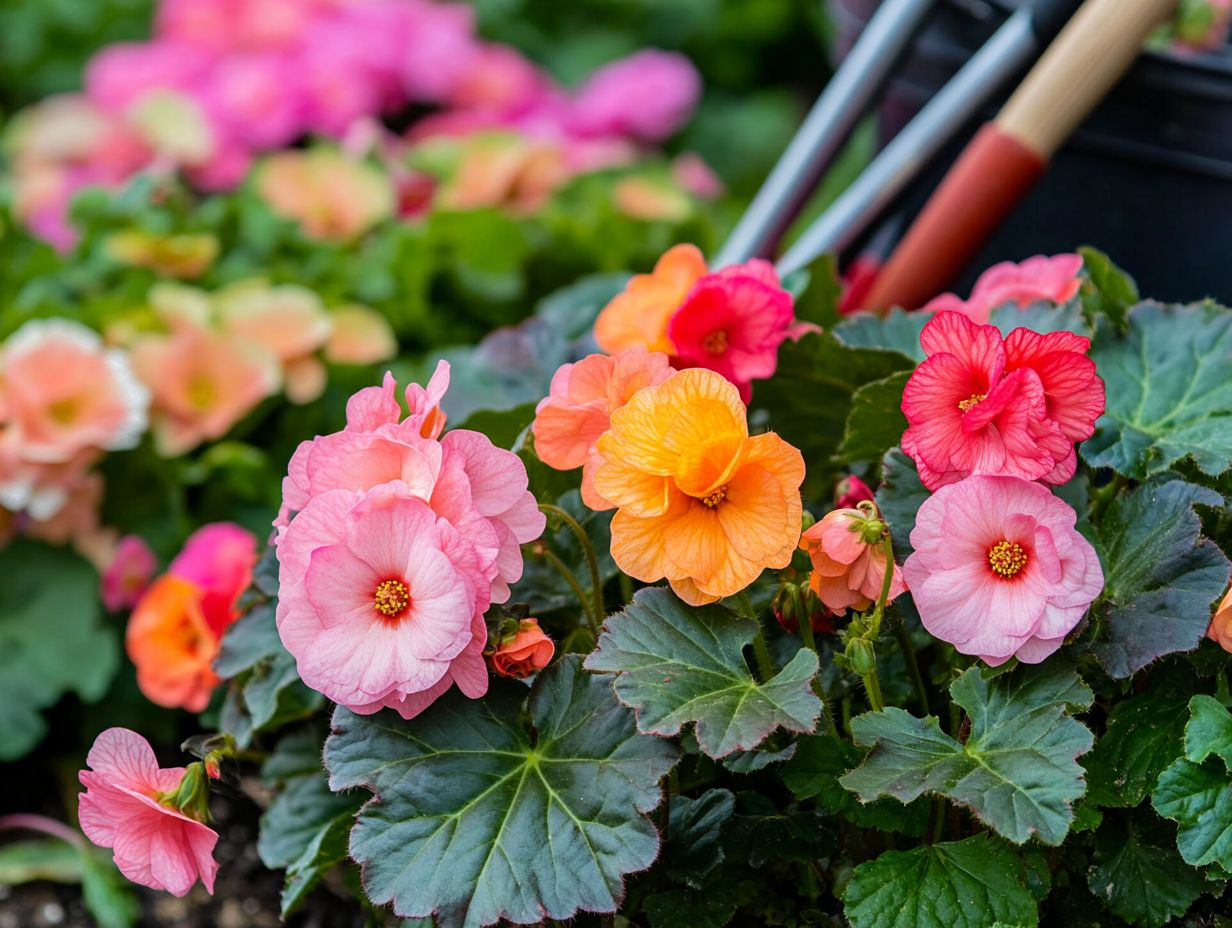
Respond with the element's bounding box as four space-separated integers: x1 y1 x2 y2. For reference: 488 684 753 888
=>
996 0 1178 156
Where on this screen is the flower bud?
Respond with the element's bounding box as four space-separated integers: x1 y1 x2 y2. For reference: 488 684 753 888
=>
487 618 555 679
169 762 211 823
846 638 877 677
835 475 874 510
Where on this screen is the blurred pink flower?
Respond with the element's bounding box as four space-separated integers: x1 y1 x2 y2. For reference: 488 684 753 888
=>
671 152 722 199
256 148 393 240
904 475 1103 666
0 319 148 464
169 522 257 638
923 254 1084 323
79 728 218 897
834 474 875 510
569 49 701 141
101 535 158 612
84 42 212 113
447 44 551 115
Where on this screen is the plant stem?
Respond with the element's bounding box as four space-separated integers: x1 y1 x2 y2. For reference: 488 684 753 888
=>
798 612 817 652
928 797 947 844
619 572 634 605
540 503 605 628
862 667 885 712
868 535 897 636
735 591 776 681
893 619 929 715
540 548 597 631
0 814 85 849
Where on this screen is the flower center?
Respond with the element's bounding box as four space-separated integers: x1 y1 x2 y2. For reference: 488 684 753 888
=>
702 330 728 354
987 540 1028 579
700 485 728 509
48 397 80 425
373 578 411 619
186 374 217 410
958 393 986 413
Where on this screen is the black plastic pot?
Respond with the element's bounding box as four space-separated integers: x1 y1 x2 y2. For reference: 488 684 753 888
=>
833 0 1232 303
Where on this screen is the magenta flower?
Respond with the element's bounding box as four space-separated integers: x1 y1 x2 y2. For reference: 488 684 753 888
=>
101 535 158 612
568 49 701 141
900 311 1102 490
904 475 1103 665
168 522 258 636
923 254 1084 323
78 728 218 897
667 259 809 402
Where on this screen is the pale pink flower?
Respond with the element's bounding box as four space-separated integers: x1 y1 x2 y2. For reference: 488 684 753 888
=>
532 348 674 510
923 254 1084 323
0 319 149 464
256 148 393 240
324 305 398 365
904 475 1103 666
671 152 722 199
101 535 158 612
568 50 701 141
800 508 907 615
129 328 280 455
78 728 218 897
84 42 211 113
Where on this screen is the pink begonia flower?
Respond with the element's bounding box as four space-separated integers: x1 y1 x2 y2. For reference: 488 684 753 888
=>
202 52 305 150
835 474 875 510
324 305 398 365
394 0 480 102
900 311 1103 490
800 508 907 615
256 149 393 241
277 488 481 715
904 475 1103 665
568 49 701 141
101 535 159 612
84 42 212 113
667 259 813 402
157 0 319 52
78 728 219 897
129 328 280 456
532 348 674 510
0 319 149 464
446 44 552 115
671 152 723 199
923 254 1084 323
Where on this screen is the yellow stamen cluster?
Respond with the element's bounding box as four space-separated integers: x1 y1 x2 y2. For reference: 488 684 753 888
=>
700 485 728 509
958 392 987 413
702 330 729 354
987 540 1028 578
374 579 411 617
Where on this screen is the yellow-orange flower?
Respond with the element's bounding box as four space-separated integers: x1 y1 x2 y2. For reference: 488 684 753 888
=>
593 368 804 605
593 243 706 355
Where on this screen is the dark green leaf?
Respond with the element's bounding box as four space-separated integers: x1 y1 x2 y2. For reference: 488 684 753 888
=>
512 489 616 615
839 371 911 464
1088 815 1205 927
842 835 1037 928
722 791 835 869
79 848 140 928
325 656 678 928
584 587 820 759
841 663 1094 845
1153 696 1232 871
258 771 361 871
1083 302 1232 479
280 810 356 917
790 253 842 329
643 883 740 928
663 790 734 888
452 402 537 451
1085 480 1230 679
875 448 928 561
534 272 630 341
0 541 118 759
214 600 282 679
721 742 798 774
1079 246 1139 329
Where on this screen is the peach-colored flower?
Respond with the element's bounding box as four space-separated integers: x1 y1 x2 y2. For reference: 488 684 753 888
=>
105 230 219 279
324 304 398 364
593 368 805 605
613 176 692 222
532 347 673 510
130 328 279 455
78 728 218 897
1207 588 1232 653
125 89 216 168
214 281 333 405
257 148 393 240
0 319 149 465
126 575 221 711
800 506 907 615
594 243 707 355
488 618 554 678
437 133 569 213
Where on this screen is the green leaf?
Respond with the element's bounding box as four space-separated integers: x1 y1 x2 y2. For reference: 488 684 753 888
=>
0 541 118 760
790 253 842 329
643 883 740 928
834 308 927 362
214 599 283 679
1153 697 1232 870
280 809 356 917
324 656 677 928
841 663 1094 845
662 790 734 888
839 371 911 464
1084 666 1194 808
534 272 630 341
452 402 537 451
782 734 928 835
258 771 361 871
79 849 141 928
1079 246 1139 328
842 835 1038 928
1087 815 1205 927
584 587 821 759
989 301 1088 338
874 448 928 561
512 489 617 615
0 840 81 883
1083 302 1232 479
722 791 835 869
1085 480 1230 679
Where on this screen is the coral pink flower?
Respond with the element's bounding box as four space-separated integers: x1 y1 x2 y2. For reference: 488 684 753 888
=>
532 348 674 510
324 305 397 365
276 488 482 717
129 328 280 455
256 148 393 241
168 522 257 636
1207 588 1232 653
835 474 875 510
667 259 809 402
0 319 148 464
923 254 1084 323
900 311 1102 490
568 50 701 142
102 535 158 612
79 728 218 897
904 475 1103 665
800 507 907 615
488 618 554 678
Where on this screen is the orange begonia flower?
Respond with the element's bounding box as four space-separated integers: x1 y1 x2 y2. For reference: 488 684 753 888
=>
593 243 706 355
593 368 805 605
126 575 221 712
1208 587 1232 653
